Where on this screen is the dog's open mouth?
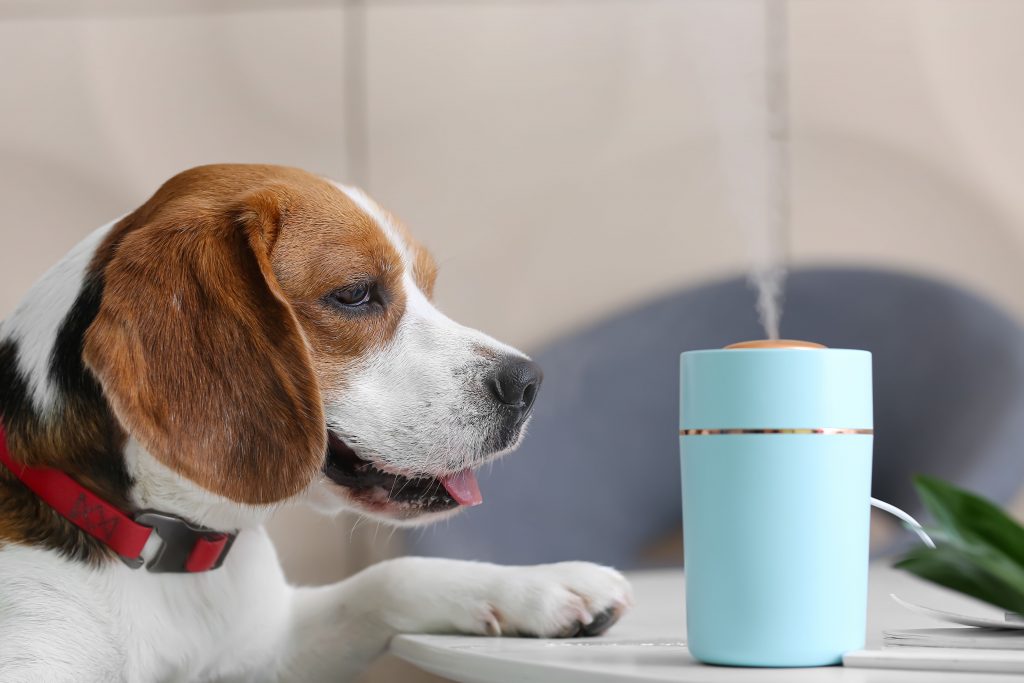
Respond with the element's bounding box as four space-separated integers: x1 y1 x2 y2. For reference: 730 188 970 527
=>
323 431 482 512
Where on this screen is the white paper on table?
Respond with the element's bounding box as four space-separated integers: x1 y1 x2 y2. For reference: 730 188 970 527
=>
884 627 1024 650
890 594 1024 630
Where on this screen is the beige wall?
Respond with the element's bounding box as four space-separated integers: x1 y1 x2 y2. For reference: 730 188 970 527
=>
6 1 1024 347
3 0 1024 649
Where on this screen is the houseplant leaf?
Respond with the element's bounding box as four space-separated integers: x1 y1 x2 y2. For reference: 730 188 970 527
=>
895 475 1024 614
913 475 1024 569
896 545 1024 614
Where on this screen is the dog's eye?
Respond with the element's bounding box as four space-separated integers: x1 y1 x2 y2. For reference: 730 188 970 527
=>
331 283 372 307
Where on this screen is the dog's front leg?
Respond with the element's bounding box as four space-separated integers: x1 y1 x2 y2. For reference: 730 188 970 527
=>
273 556 632 682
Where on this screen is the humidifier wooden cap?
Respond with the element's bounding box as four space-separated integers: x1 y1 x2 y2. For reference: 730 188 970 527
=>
724 339 827 350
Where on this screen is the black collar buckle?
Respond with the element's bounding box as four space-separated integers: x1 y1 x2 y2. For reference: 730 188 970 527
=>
122 511 237 573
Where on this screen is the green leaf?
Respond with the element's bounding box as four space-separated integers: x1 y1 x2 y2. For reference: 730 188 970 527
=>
913 475 1024 570
896 545 1024 614
893 476 1024 614
942 530 1024 599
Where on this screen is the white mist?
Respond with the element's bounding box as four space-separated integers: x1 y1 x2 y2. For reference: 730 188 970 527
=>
686 0 790 339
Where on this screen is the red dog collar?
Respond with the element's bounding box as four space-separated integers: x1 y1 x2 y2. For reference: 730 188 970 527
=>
0 423 235 573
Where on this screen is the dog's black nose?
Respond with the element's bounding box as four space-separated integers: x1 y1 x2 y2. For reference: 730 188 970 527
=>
487 357 543 412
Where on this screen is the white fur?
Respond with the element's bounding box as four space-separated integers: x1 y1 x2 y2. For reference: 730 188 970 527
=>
322 273 529 481
0 193 632 682
0 220 117 412
0 540 631 682
124 438 274 533
328 184 528 484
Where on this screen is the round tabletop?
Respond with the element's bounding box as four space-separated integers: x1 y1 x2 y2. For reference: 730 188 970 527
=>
391 563 1023 683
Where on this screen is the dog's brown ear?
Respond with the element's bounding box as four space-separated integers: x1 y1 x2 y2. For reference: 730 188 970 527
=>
83 190 325 505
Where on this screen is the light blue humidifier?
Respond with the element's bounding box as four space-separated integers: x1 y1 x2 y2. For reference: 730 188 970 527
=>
680 340 873 667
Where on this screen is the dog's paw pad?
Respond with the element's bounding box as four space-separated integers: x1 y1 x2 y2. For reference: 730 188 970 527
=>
579 604 623 637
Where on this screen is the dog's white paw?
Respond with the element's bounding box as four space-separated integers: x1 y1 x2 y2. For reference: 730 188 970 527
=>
472 562 633 638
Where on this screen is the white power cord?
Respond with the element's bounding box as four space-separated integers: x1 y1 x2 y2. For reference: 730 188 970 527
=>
871 497 936 548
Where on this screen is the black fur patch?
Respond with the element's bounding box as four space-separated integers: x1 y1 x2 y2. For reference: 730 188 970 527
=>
0 272 133 565
50 274 105 398
0 338 35 442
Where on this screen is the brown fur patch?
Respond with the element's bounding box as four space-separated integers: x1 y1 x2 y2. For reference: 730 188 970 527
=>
386 212 439 298
268 179 408 392
83 167 338 505
2 163 418 552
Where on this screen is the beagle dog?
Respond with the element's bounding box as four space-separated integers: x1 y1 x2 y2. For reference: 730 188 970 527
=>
0 165 632 682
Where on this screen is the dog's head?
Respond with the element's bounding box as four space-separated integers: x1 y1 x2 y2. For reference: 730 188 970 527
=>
82 165 540 524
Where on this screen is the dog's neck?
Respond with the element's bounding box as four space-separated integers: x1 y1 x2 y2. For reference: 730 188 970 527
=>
124 438 274 532
0 223 268 563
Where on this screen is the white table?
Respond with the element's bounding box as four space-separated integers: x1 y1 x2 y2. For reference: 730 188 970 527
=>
390 564 1022 682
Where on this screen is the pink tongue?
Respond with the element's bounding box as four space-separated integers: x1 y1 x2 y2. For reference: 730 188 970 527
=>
440 470 483 507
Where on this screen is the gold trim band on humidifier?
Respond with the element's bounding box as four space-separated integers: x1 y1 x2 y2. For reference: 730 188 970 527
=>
679 428 874 436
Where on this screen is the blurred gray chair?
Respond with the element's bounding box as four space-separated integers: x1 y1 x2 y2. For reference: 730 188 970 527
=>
408 268 1024 569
